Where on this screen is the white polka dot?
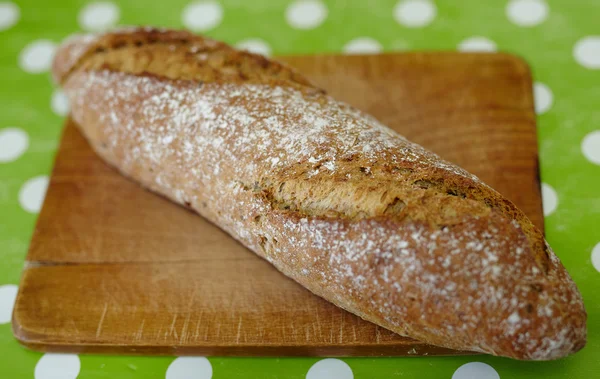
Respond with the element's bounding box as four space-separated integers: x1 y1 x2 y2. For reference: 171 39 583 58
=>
19 40 56 74
574 36 600 69
182 1 223 32
0 2 19 31
506 0 549 27
343 37 383 54
19 175 49 214
0 284 18 324
51 89 70 116
582 130 600 165
591 242 600 273
235 39 272 56
458 37 497 52
285 0 328 30
452 362 499 379
35 354 80 379
0 127 28 162
306 358 353 379
166 357 212 379
533 82 553 114
541 182 558 217
393 0 437 28
78 2 119 31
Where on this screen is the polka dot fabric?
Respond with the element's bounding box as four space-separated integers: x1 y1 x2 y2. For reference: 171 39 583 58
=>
182 1 223 32
0 1 598 378
285 0 328 29
0 128 28 162
166 357 212 379
34 354 80 379
458 36 497 52
0 2 19 31
235 38 272 56
306 359 353 379
78 2 120 31
452 362 499 379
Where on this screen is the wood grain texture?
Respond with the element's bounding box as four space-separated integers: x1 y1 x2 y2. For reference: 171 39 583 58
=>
13 52 542 356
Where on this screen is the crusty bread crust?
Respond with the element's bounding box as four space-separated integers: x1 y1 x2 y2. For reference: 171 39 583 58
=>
53 27 586 360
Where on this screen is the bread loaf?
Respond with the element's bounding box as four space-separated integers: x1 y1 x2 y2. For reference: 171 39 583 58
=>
52 27 586 360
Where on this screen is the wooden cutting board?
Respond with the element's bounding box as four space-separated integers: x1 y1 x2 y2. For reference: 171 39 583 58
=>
12 52 543 356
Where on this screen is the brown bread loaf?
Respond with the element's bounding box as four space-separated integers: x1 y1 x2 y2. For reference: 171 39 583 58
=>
52 27 586 360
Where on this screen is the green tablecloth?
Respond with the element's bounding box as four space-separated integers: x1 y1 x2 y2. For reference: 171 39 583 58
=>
1 0 599 378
